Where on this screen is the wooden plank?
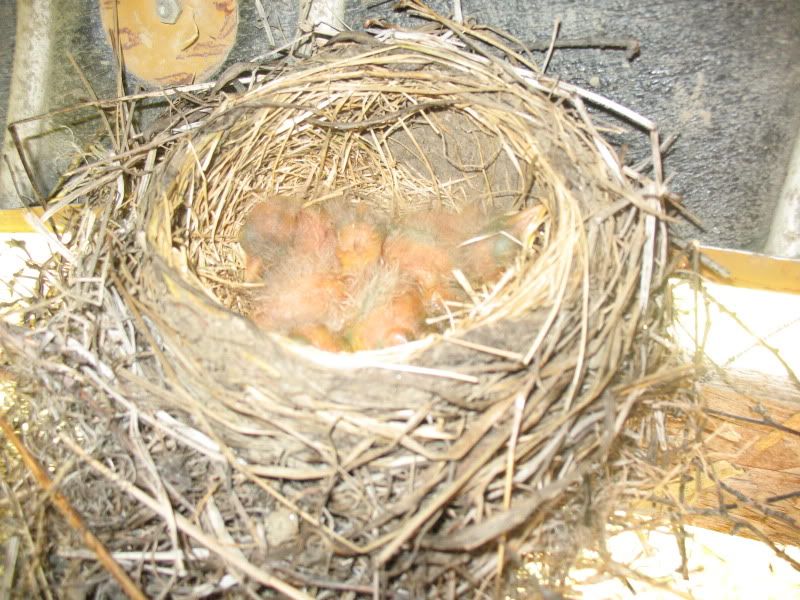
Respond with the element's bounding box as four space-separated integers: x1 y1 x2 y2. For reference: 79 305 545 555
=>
0 206 80 234
695 244 800 294
662 371 800 546
662 244 800 545
0 207 45 234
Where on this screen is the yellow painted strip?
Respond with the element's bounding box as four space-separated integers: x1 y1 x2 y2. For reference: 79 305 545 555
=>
697 245 800 294
0 207 46 234
0 205 93 235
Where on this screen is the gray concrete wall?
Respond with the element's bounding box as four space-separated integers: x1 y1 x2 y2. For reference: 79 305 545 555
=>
345 1 800 251
1 0 799 252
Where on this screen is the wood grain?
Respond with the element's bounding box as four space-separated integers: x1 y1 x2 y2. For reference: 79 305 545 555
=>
668 371 800 545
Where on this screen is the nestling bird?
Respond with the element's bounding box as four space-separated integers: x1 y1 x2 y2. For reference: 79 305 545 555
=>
345 267 427 351
239 198 300 279
242 200 542 350
455 229 519 283
240 199 298 249
382 227 454 304
292 206 337 257
336 220 384 277
243 253 265 283
289 323 349 352
452 205 546 284
250 251 349 333
426 204 486 245
348 287 426 351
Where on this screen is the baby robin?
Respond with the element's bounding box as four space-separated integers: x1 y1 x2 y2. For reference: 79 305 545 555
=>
292 206 337 257
250 251 349 333
455 229 519 284
289 323 348 352
345 266 427 351
348 285 426 350
382 227 454 304
453 205 545 284
240 199 298 247
243 254 265 284
239 198 300 281
427 204 486 244
336 220 384 277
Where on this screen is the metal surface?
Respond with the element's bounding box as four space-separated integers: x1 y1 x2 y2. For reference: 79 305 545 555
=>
1 0 799 256
1 0 57 206
765 130 800 258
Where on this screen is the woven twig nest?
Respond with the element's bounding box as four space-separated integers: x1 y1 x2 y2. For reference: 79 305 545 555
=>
3 7 672 597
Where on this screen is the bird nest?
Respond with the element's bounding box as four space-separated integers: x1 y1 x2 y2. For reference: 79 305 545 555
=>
1 6 677 598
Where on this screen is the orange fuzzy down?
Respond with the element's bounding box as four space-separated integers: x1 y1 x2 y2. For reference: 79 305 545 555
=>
455 232 518 283
243 254 265 283
251 270 348 332
383 232 453 301
336 221 384 276
240 202 297 250
290 323 348 352
452 206 545 283
293 208 337 255
348 286 426 351
426 205 484 244
241 202 541 352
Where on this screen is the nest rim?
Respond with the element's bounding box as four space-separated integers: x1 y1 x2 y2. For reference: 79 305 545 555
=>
139 34 648 376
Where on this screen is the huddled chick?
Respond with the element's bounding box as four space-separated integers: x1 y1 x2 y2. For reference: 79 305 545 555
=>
239 198 538 352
